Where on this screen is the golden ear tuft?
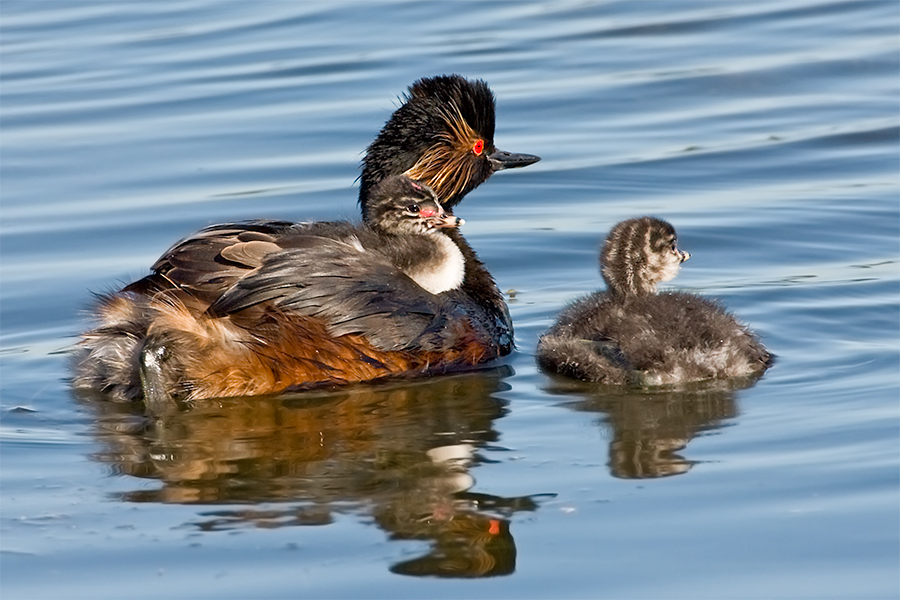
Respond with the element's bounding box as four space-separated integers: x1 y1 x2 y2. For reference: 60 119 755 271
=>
403 101 483 203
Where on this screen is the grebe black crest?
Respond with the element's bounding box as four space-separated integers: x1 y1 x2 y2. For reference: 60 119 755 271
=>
537 217 772 386
360 74 539 217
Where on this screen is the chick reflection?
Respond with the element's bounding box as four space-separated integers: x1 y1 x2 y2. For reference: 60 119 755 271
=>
76 368 544 578
544 378 760 478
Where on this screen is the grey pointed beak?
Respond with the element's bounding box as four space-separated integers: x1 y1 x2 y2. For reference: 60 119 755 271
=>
432 214 464 229
488 148 541 172
421 203 464 229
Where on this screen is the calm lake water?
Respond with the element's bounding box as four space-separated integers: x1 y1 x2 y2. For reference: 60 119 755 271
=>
2 1 898 598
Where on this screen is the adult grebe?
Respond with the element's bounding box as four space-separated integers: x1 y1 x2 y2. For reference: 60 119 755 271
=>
73 75 539 405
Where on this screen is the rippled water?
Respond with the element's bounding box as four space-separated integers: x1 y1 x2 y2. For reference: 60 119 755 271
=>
2 1 898 598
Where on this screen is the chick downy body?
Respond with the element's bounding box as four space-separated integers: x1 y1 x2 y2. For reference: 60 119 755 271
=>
537 217 771 386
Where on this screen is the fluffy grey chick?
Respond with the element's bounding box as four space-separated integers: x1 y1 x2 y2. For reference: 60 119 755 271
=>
537 217 772 386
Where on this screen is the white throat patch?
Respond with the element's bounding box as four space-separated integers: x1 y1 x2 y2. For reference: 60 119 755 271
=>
405 233 465 294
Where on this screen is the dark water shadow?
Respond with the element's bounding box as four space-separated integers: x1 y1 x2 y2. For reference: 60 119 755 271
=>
74 367 552 578
542 375 765 479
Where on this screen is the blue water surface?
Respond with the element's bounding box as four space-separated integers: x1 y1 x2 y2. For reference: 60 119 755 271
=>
1 1 898 598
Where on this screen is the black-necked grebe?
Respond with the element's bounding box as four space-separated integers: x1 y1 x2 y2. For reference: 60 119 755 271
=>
537 217 772 386
73 75 539 404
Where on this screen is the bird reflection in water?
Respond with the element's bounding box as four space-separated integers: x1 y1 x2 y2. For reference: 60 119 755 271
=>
543 376 764 479
75 367 551 578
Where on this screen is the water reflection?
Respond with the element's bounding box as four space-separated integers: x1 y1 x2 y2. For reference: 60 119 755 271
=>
75 368 548 578
544 377 763 479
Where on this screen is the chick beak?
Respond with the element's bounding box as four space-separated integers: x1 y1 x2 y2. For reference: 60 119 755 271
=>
433 214 464 229
420 205 464 229
488 148 541 172
679 250 691 263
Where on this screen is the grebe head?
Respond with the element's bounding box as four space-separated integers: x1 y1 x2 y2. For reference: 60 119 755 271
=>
600 217 690 298
360 74 540 219
366 175 463 236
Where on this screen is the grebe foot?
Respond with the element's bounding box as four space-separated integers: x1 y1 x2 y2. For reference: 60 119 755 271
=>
139 336 180 416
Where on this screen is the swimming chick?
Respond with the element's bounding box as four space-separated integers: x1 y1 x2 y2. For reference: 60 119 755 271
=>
73 75 539 405
536 217 772 386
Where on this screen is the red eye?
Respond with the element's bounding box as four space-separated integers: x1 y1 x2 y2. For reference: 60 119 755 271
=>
472 139 484 155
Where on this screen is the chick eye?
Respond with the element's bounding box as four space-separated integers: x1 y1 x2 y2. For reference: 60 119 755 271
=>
472 139 484 155
406 204 420 213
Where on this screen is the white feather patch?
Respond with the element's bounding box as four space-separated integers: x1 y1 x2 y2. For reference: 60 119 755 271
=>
348 235 365 253
405 233 465 294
